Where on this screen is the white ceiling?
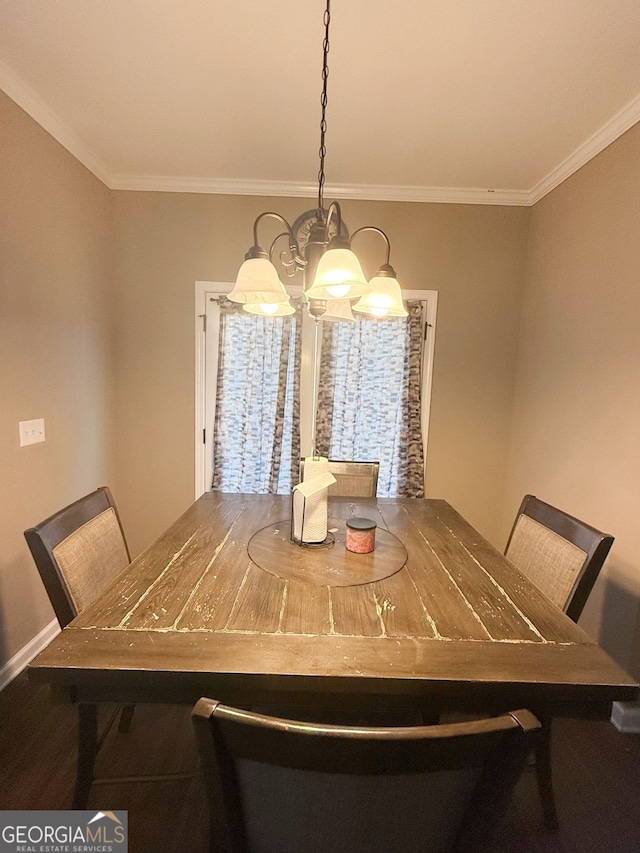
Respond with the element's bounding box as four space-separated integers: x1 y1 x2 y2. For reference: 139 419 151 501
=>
1 0 640 205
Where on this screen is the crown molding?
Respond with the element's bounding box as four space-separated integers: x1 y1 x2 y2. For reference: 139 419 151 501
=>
110 174 319 198
109 173 532 206
0 59 112 186
325 182 532 206
3 58 639 208
529 93 640 204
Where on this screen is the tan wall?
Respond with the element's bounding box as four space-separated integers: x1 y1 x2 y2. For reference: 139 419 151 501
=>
502 122 640 675
111 193 530 555
0 92 114 668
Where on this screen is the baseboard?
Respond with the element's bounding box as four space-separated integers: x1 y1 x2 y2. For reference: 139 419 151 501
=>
0 619 60 693
611 701 640 733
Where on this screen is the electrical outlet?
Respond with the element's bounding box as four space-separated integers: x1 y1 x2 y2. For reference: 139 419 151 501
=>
19 418 46 447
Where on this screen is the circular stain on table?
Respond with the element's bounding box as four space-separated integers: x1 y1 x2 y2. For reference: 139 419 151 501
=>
248 519 408 587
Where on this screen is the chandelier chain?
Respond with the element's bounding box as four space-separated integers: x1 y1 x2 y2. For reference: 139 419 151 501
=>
317 0 331 216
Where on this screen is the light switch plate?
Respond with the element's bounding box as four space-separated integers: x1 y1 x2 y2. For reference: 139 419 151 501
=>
19 418 46 446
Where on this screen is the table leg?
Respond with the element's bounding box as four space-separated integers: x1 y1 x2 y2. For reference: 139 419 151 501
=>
535 718 560 831
73 703 97 809
118 704 135 733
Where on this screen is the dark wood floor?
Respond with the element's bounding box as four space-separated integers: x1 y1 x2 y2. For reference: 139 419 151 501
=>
1 673 639 852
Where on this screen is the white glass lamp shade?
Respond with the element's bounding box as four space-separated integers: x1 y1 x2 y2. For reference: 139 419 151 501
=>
320 298 355 322
244 300 295 316
353 276 408 317
228 258 289 305
305 248 370 300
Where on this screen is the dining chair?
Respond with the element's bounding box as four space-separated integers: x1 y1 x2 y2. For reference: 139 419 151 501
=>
192 698 540 853
25 486 131 630
300 459 380 497
505 494 614 830
25 486 136 807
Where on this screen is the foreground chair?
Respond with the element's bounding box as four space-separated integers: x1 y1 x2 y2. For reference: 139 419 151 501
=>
25 487 136 807
192 699 540 853
300 459 379 497
505 494 614 829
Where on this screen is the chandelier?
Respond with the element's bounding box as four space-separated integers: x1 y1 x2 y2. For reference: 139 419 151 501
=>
228 0 407 322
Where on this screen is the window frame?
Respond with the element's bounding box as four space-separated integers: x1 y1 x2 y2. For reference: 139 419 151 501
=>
194 281 437 499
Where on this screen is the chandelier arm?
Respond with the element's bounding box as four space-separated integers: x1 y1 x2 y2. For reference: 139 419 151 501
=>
251 211 305 269
323 200 343 242
350 226 392 266
268 231 291 257
268 231 308 276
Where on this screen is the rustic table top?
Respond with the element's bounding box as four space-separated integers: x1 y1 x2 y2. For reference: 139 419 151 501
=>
29 494 638 713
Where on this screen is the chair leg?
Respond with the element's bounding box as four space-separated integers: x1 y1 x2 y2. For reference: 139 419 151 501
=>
118 704 135 733
535 720 560 831
73 704 98 810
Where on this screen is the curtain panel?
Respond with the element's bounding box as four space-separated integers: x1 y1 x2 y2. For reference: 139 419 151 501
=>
315 300 425 497
211 298 301 494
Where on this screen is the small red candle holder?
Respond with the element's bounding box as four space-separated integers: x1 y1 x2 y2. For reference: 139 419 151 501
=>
345 517 377 554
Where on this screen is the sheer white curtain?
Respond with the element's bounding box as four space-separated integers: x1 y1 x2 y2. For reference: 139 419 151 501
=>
315 301 425 497
211 299 301 494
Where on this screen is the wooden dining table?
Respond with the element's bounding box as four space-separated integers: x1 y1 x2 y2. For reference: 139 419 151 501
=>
30 492 637 718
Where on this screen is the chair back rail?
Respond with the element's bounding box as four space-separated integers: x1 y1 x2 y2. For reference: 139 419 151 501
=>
192 698 540 853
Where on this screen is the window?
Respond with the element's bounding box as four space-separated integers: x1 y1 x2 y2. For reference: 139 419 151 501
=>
195 282 437 498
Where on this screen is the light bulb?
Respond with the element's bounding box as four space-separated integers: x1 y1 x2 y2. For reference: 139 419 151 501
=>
369 294 393 310
325 283 351 298
244 300 295 316
369 307 390 317
305 248 370 301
